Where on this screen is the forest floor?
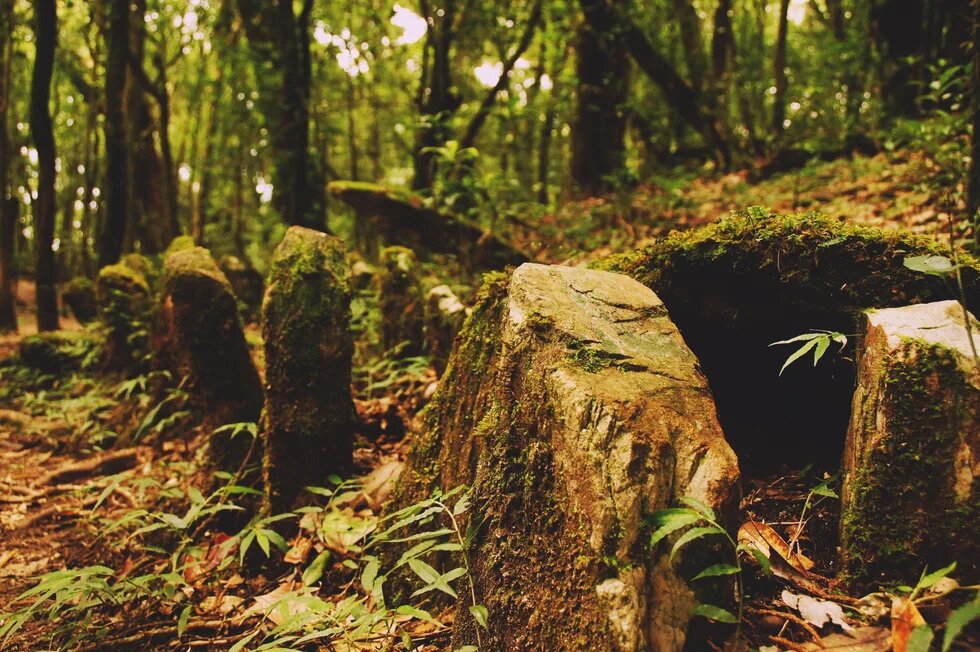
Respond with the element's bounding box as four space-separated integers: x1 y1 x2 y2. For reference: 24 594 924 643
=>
0 149 976 651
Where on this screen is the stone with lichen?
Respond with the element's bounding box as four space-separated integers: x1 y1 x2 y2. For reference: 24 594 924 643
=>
159 246 262 470
261 226 356 514
391 263 741 651
62 276 97 324
841 300 979 587
96 262 152 374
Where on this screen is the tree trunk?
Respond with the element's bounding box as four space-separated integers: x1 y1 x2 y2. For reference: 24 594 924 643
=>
772 0 790 137
570 17 629 195
970 0 980 253
237 0 322 231
710 0 734 140
30 0 59 331
673 0 708 92
100 0 129 267
0 0 17 331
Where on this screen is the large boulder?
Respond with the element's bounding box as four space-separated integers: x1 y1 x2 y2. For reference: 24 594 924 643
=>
392 263 741 651
327 181 528 272
160 246 263 468
841 300 979 587
605 210 980 473
96 262 152 374
62 277 98 324
377 246 425 357
261 227 356 514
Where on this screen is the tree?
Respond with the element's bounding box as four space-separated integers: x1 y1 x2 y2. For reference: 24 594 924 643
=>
236 0 322 231
100 0 130 267
771 0 790 138
970 0 980 253
0 0 15 331
30 0 58 331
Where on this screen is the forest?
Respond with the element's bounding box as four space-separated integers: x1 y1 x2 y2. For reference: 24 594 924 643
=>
0 0 979 650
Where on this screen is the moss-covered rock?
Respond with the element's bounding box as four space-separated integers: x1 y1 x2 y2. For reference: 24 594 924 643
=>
18 331 98 374
159 246 263 470
603 209 980 473
328 180 529 272
841 300 979 588
424 284 469 376
261 226 356 514
391 263 741 651
96 263 152 374
62 277 97 324
164 235 195 256
218 254 264 321
377 246 425 357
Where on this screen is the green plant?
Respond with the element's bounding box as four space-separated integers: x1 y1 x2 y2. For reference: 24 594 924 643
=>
894 563 980 652
649 497 770 641
770 330 848 375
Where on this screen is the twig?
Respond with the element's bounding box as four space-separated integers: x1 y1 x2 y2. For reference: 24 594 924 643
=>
769 634 812 651
74 618 239 651
748 607 821 643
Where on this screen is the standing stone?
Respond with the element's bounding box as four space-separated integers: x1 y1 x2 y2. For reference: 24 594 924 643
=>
423 284 469 376
160 246 262 469
96 262 151 374
218 254 264 321
377 246 424 356
392 263 741 651
262 227 356 514
62 276 98 323
841 300 980 587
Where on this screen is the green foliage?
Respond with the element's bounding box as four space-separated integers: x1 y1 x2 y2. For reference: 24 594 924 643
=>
770 330 847 375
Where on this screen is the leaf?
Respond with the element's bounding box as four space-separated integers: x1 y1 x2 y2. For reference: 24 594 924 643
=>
914 562 956 593
812 483 838 498
783 590 853 631
394 604 442 626
892 596 927 652
302 550 330 586
670 526 725 561
690 603 738 624
361 557 379 594
777 337 820 375
679 496 716 521
177 604 192 637
906 625 934 652
649 509 701 548
469 604 489 629
942 596 980 652
693 564 740 580
812 335 831 366
904 255 960 276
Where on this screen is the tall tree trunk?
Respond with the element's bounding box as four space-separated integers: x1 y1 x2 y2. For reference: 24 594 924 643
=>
0 0 17 331
30 0 58 331
346 75 360 181
673 0 708 93
970 0 980 253
237 0 322 230
710 0 734 140
772 0 791 138
570 16 629 195
100 0 129 267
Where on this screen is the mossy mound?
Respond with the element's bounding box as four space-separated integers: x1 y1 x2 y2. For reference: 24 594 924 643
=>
96 263 152 374
262 227 356 513
841 301 979 588
164 235 195 256
603 209 980 473
62 277 97 324
18 331 99 374
328 181 528 272
160 246 263 469
392 264 740 651
377 246 425 356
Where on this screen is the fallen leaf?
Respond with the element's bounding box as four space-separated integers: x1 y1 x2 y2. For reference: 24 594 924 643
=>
801 626 892 651
782 590 854 631
284 536 312 564
856 592 892 620
891 597 926 652
740 521 815 573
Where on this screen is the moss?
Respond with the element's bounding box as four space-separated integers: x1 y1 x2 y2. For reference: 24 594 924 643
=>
262 226 355 513
164 235 195 256
164 247 231 290
97 263 152 373
62 277 98 323
841 337 979 587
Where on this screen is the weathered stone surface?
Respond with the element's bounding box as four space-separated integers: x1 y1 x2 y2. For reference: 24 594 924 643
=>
423 284 469 376
377 246 425 357
262 227 356 513
218 254 264 320
605 210 980 473
62 277 98 324
841 300 979 587
328 180 528 272
393 263 741 651
96 262 152 374
160 246 262 468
